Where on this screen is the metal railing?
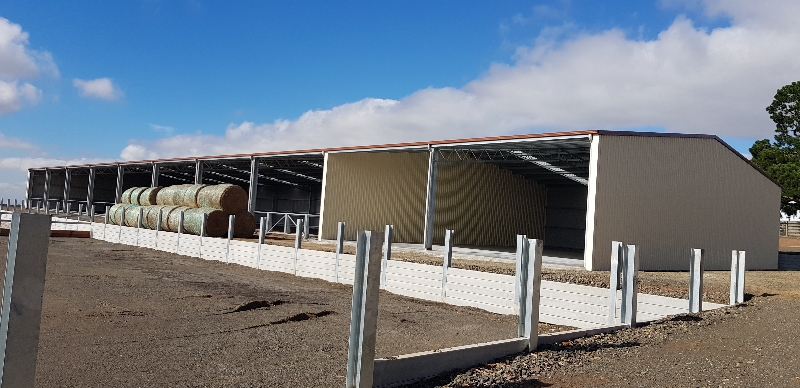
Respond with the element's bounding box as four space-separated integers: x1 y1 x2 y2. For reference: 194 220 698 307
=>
253 211 319 238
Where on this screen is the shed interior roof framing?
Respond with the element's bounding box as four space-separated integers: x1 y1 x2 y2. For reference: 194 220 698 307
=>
435 136 592 187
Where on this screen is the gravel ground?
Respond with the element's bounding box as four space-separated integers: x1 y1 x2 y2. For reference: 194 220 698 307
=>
0 235 568 387
406 271 800 387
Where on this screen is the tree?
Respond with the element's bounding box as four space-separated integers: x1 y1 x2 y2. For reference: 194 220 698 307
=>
750 81 800 215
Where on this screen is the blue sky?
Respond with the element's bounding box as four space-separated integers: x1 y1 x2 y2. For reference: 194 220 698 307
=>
1 1 799 199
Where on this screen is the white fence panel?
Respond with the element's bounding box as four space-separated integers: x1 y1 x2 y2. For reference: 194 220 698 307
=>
335 254 357 285
296 249 337 282
199 237 227 262
177 235 203 258
137 229 157 249
229 240 259 268
90 223 105 239
258 244 295 273
156 231 178 253
104 225 121 243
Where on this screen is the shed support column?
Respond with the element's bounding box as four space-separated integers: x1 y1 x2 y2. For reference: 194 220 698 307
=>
115 165 124 204
86 168 95 216
43 169 51 212
248 157 259 214
24 170 33 205
151 163 160 187
63 168 72 213
194 160 203 185
423 147 439 250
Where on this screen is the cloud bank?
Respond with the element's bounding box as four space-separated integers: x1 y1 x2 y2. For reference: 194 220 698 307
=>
0 17 58 114
73 77 123 100
120 1 800 161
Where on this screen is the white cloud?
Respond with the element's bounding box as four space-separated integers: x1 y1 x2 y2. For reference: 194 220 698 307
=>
0 156 109 172
0 132 37 150
0 80 41 114
149 123 175 134
120 0 800 160
0 17 57 114
73 78 123 100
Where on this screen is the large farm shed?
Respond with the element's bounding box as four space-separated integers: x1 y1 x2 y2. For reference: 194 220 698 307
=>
26 130 780 271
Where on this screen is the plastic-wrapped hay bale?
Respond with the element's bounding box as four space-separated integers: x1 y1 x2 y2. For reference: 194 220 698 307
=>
176 184 208 208
121 187 137 204
182 207 228 237
232 211 256 238
138 187 162 206
129 187 147 205
165 206 192 232
197 184 248 214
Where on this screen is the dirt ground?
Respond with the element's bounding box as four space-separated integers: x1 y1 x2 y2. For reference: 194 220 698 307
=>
410 272 800 387
0 236 568 388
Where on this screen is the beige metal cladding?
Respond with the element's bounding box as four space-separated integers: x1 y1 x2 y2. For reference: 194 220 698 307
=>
588 135 780 271
320 151 429 242
433 159 547 247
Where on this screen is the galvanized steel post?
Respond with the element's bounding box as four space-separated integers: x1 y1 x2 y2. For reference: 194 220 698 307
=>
516 236 543 350
423 147 439 250
620 244 639 327
689 248 704 313
283 214 291 234
257 217 266 268
335 221 345 282
345 230 383 388
136 207 144 247
294 218 303 274
248 157 259 214
226 214 235 264
77 204 83 222
304 214 310 239
730 250 746 304
608 241 624 324
441 229 454 301
381 225 393 288
176 210 184 254
0 212 51 388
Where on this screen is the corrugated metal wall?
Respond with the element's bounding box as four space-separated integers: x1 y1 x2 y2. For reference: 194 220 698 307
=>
319 151 429 242
434 160 547 246
588 135 780 270
320 151 548 246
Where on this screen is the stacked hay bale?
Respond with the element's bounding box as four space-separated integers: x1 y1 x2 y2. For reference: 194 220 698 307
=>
109 184 254 238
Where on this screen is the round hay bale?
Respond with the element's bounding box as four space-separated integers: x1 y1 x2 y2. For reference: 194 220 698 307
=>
129 187 147 205
165 206 192 233
197 184 248 214
233 211 256 238
139 187 162 206
176 184 208 208
144 205 179 230
140 205 160 229
123 205 142 227
155 184 188 206
107 203 126 224
121 187 136 204
183 207 227 237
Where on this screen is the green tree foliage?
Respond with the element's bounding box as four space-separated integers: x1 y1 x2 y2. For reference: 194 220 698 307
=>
750 81 800 215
